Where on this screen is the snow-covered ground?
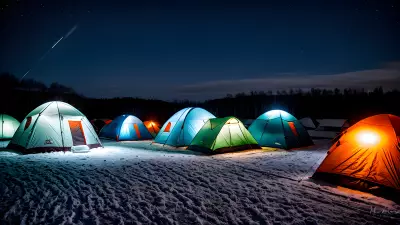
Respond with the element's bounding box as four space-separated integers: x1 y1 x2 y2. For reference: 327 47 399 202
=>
0 140 399 224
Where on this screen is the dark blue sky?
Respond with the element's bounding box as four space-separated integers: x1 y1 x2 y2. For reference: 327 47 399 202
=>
1 0 399 100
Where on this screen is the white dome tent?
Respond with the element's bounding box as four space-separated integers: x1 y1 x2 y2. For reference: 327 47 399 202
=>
8 101 102 154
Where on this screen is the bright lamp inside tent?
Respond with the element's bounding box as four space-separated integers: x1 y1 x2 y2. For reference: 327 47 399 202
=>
356 131 380 145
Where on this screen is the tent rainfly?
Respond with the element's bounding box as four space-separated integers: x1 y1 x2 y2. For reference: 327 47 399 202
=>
313 114 400 199
99 115 153 141
0 114 20 140
154 107 216 146
188 117 261 153
7 101 102 154
248 110 313 149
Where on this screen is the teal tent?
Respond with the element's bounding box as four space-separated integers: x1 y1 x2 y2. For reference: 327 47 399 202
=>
248 110 313 149
0 114 20 140
154 107 216 146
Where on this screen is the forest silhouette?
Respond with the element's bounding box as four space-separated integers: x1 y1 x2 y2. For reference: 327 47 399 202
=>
1 72 399 125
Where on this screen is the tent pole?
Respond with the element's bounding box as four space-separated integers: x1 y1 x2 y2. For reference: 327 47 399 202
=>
56 102 65 151
163 108 191 147
179 107 195 146
237 120 253 150
279 111 287 149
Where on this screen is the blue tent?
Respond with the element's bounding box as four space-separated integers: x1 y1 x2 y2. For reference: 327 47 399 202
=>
99 115 153 141
154 107 216 146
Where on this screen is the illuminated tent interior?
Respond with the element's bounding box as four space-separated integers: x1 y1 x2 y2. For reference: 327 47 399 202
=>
143 120 160 138
154 107 216 146
90 118 112 134
0 114 20 140
99 115 153 141
313 114 400 199
248 110 313 149
188 117 261 153
7 101 102 154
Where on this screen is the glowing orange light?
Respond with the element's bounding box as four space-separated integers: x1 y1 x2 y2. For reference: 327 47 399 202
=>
356 131 380 145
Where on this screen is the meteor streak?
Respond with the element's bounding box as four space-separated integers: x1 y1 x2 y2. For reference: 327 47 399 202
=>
52 37 63 48
65 25 78 39
20 24 79 80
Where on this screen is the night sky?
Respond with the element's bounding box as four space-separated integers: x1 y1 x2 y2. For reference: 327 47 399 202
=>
1 0 399 100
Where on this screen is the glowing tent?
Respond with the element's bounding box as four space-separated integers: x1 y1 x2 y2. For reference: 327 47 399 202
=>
99 115 152 141
313 114 400 197
188 117 261 153
248 110 313 149
7 101 102 154
143 120 160 137
154 107 216 146
0 114 20 140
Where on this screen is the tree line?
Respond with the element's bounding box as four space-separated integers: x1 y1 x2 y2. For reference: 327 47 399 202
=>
1 72 399 125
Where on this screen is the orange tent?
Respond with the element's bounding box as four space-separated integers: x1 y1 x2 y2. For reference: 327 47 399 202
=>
143 121 160 137
313 114 400 199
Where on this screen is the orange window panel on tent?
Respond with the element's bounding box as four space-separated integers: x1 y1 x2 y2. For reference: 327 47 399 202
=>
24 117 32 130
133 123 141 139
68 121 86 146
164 122 172 132
288 122 299 136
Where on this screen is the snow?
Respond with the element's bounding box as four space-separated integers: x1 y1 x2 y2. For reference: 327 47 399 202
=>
1 140 399 224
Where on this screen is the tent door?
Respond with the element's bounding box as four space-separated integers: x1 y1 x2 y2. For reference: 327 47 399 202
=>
133 123 141 139
68 121 86 146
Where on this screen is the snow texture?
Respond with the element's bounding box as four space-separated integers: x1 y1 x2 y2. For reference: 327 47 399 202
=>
0 140 399 224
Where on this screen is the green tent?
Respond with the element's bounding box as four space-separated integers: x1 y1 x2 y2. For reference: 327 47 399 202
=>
0 114 20 140
188 117 261 153
248 110 313 149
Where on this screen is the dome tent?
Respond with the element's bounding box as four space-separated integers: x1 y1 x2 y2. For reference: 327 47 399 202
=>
99 115 153 141
248 110 313 149
188 117 261 154
8 101 102 154
154 107 216 146
313 114 400 199
0 114 20 140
